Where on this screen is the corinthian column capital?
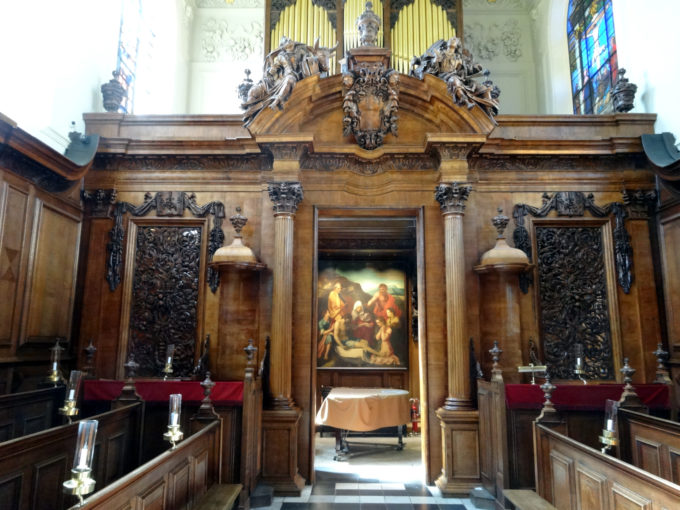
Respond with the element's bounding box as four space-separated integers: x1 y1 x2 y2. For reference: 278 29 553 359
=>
268 181 303 215
435 182 472 215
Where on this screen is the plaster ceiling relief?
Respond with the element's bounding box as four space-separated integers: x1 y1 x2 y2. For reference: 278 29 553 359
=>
464 19 522 62
462 0 536 12
197 0 265 7
200 17 264 62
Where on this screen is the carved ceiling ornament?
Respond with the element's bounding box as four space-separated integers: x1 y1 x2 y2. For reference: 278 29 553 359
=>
512 191 634 295
241 35 337 127
268 181 303 215
464 19 522 62
200 18 264 62
104 191 226 293
434 182 472 215
410 37 500 120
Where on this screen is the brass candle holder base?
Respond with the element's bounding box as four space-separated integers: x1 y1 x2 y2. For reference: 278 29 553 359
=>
599 429 618 454
46 369 64 386
163 424 184 449
162 364 173 381
63 468 96 506
58 399 79 423
574 368 587 384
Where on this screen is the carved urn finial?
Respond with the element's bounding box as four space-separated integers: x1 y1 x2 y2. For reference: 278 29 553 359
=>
201 371 216 400
653 343 672 384
620 357 635 386
357 1 381 46
244 338 257 366
618 358 647 411
230 207 247 238
612 68 637 113
124 353 139 379
237 69 254 104
492 207 509 239
540 372 556 408
489 340 503 381
101 70 127 112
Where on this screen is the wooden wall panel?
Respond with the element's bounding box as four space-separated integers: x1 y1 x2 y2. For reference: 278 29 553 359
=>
575 467 606 510
634 438 662 477
610 483 651 510
0 473 22 510
168 461 191 509
549 451 574 510
32 454 68 510
22 200 81 345
0 180 31 350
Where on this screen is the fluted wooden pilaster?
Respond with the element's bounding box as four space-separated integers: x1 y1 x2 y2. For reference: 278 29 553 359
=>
435 182 473 410
268 182 303 409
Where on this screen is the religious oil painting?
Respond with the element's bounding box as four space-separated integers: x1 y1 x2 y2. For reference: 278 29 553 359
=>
317 260 408 370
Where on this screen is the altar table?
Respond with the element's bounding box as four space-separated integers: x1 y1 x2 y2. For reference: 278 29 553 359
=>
315 387 410 460
83 379 244 405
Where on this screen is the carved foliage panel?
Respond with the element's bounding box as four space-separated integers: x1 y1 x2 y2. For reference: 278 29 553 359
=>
535 225 614 380
128 225 202 377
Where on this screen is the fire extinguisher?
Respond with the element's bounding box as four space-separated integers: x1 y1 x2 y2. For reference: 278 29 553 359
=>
410 398 420 434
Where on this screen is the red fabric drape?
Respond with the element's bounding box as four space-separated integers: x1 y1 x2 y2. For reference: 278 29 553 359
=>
83 379 244 405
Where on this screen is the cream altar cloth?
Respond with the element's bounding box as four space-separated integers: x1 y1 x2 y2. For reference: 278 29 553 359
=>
315 387 410 432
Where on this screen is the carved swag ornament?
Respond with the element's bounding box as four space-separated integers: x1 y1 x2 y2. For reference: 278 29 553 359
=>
104 191 226 293
342 2 400 150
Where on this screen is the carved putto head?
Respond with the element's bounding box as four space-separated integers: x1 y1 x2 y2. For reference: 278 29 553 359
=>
357 1 381 46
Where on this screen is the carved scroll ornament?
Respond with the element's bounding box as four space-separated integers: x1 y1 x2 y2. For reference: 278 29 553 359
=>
512 191 634 294
104 191 225 293
410 37 500 120
241 36 337 126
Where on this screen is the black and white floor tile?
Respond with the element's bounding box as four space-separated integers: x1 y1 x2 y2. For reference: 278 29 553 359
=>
255 435 477 510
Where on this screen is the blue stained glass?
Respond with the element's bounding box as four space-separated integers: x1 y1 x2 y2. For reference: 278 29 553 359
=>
567 0 617 114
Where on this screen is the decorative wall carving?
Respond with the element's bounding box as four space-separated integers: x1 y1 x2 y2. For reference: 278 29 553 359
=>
434 182 472 215
0 147 75 192
300 152 438 174
81 189 117 218
93 154 272 171
198 0 265 6
317 238 416 250
535 225 614 380
270 0 297 31
104 192 225 293
462 0 527 9
622 189 657 220
200 18 264 62
267 181 303 215
342 62 400 150
128 225 202 378
512 191 634 295
469 153 647 172
464 19 522 61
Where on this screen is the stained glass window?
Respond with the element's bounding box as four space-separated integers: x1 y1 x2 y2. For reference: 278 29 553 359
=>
567 0 618 114
116 0 155 114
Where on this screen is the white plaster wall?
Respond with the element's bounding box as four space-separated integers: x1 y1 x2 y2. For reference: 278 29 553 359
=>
463 0 539 114
0 0 121 151
187 4 265 114
613 0 680 136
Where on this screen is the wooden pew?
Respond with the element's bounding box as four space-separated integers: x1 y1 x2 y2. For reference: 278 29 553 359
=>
78 420 222 510
533 421 680 510
618 407 680 484
0 385 65 441
0 402 142 510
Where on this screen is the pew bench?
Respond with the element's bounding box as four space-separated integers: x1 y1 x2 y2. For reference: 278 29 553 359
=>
503 489 557 510
194 483 242 510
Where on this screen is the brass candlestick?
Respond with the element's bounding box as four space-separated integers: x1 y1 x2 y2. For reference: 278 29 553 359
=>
573 344 587 384
599 399 619 454
59 370 82 423
517 363 547 385
46 338 66 385
63 420 98 506
162 344 175 380
163 393 184 449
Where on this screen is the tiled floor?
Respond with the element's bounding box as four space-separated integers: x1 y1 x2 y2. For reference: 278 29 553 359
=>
256 435 478 510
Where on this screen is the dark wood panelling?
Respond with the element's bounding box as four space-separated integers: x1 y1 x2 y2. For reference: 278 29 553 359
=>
575 466 606 510
168 462 191 509
0 473 22 510
0 403 142 510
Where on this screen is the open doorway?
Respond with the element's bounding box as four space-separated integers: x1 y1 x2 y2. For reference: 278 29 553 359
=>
311 208 427 486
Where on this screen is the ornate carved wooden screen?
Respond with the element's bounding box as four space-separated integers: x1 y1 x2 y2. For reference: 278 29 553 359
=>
534 224 615 380
127 224 203 377
513 192 629 381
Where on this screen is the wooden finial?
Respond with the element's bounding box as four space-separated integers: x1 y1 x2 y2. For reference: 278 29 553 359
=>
653 343 672 385
490 340 503 382
618 358 648 412
536 371 562 426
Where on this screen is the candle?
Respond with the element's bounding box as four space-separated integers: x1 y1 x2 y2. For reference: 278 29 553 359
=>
166 356 172 364
576 357 582 367
606 419 614 431
68 389 75 401
52 361 58 371
170 411 178 426
77 447 89 469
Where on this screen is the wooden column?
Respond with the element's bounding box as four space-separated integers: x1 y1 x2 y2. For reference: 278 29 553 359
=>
262 181 305 494
434 182 481 495
435 182 473 410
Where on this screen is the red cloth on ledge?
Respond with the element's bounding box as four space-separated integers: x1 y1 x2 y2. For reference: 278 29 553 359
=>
505 383 669 410
83 379 244 405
